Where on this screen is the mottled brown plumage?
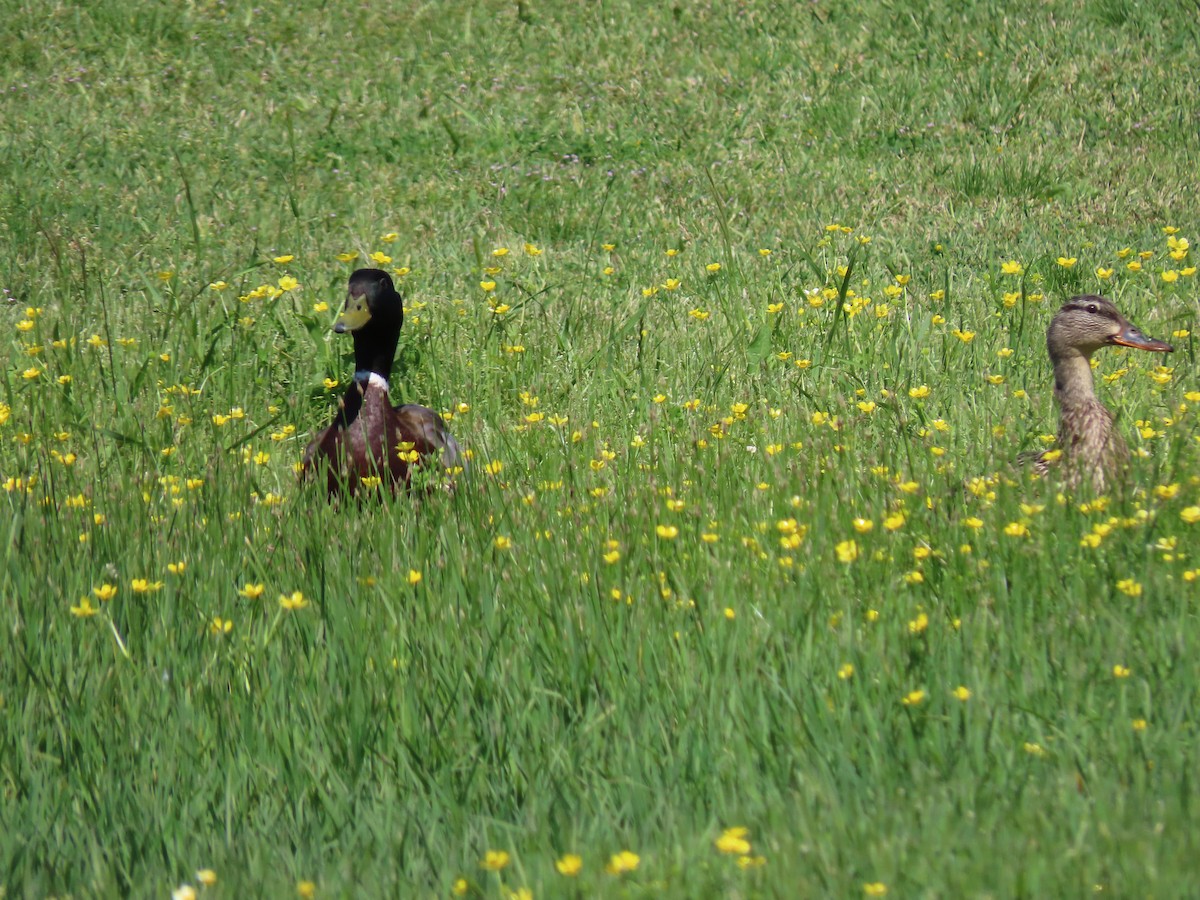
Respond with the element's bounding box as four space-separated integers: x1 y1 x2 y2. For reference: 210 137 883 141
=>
302 269 461 497
1036 295 1172 491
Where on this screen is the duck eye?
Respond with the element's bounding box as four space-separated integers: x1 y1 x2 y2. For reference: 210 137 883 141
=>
1086 304 1097 314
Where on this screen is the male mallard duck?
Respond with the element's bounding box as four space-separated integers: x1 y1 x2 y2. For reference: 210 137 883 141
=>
1036 294 1172 490
302 268 461 496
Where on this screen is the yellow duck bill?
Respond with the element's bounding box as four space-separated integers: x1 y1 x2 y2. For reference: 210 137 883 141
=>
334 297 372 333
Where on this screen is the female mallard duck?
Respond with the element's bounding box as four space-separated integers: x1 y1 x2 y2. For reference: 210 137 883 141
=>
1037 294 1172 490
302 268 461 496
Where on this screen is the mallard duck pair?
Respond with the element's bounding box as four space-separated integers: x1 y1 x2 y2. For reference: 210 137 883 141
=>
302 275 1169 496
302 269 461 496
1036 294 1172 490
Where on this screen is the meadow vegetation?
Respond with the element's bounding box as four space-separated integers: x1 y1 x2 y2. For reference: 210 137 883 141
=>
2 0 1198 896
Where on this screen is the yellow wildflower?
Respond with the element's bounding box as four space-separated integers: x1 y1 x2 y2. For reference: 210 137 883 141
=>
481 850 510 871
70 598 100 618
714 827 751 855
605 851 640 875
555 854 582 876
279 590 308 610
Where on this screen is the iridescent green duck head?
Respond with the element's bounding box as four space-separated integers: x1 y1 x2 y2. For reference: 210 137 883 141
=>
334 268 404 383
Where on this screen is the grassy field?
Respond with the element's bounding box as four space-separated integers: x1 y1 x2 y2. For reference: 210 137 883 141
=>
2 0 1199 896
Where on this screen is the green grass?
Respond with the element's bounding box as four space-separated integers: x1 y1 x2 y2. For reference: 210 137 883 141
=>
3 0 1199 896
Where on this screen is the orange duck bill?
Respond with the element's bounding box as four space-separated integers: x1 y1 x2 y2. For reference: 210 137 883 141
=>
1109 321 1173 353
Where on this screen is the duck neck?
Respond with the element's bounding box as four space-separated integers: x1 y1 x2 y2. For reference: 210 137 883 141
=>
351 326 399 390
1052 347 1098 412
353 370 389 392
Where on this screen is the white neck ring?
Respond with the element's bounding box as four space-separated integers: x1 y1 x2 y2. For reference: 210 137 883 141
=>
354 371 389 392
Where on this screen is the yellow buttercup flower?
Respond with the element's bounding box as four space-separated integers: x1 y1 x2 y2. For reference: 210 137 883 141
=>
605 851 640 875
279 590 308 610
1115 579 1142 598
71 598 100 618
555 854 582 876
481 850 510 871
714 827 751 855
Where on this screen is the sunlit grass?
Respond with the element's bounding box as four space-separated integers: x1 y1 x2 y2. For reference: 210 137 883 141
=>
2 1 1199 896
